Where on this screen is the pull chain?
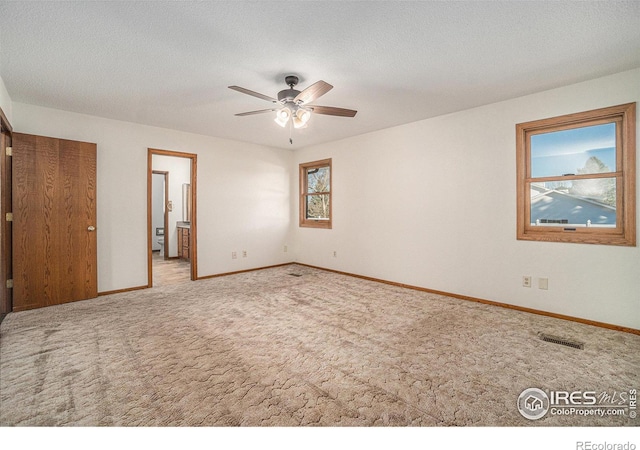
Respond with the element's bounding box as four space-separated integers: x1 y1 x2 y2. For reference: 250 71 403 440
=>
289 115 293 144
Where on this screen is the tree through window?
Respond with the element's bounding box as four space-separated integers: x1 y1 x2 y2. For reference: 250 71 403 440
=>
300 158 332 229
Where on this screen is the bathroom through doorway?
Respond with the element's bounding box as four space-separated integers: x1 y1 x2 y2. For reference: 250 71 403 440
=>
147 148 198 287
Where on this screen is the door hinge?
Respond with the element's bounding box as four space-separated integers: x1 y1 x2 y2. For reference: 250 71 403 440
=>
5 212 13 222
5 146 11 156
6 279 13 289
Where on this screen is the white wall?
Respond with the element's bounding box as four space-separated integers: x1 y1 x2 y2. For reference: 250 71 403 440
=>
152 154 191 256
292 68 640 330
0 74 12 124
12 103 293 292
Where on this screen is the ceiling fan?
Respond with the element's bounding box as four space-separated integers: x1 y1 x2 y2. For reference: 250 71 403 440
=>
229 75 357 143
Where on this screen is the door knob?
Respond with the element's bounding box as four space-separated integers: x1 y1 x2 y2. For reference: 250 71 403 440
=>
87 226 96 231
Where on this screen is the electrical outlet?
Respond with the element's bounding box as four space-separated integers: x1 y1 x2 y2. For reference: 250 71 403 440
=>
284 245 288 253
333 251 337 257
538 278 549 290
232 251 237 259
522 276 532 288
242 250 247 258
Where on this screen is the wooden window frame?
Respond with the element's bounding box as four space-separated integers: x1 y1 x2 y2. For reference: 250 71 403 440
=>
299 158 332 229
516 103 636 246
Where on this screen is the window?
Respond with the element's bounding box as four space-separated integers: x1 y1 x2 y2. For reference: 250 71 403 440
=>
516 103 636 246
300 158 332 229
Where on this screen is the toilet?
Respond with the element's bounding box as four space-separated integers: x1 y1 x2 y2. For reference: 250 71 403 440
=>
156 227 165 255
157 236 165 255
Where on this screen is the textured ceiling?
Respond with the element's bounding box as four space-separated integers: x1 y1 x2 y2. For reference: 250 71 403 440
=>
1 1 639 150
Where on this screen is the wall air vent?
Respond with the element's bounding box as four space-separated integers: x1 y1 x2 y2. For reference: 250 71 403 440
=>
539 333 584 350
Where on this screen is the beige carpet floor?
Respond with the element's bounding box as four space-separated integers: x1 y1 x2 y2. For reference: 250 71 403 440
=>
1 264 638 426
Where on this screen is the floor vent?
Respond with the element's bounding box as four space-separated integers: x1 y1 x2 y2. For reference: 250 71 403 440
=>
539 333 584 350
288 273 303 277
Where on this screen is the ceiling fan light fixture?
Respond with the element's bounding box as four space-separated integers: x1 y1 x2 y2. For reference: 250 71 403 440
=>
297 108 310 122
292 117 306 129
274 107 291 127
293 108 311 129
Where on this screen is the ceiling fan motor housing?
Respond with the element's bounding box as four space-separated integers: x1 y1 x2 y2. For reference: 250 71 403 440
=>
278 88 301 103
278 75 302 103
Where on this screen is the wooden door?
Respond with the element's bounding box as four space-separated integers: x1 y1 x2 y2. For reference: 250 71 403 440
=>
12 133 97 311
0 121 12 315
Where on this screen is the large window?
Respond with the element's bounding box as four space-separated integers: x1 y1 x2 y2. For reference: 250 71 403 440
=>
516 103 636 246
300 158 332 229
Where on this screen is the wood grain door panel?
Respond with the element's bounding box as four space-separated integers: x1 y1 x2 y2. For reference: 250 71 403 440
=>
12 133 97 311
0 127 11 315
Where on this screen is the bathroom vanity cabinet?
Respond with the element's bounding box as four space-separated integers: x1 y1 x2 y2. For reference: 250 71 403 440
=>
177 225 190 261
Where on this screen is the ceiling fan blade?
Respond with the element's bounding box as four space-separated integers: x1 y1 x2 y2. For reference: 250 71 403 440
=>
228 85 278 103
308 105 357 117
235 108 279 116
294 80 333 104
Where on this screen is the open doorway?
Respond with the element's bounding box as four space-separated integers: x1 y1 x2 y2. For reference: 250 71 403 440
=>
147 148 197 287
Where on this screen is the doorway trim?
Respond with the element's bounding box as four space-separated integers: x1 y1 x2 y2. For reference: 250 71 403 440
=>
147 148 198 287
0 107 13 317
152 170 169 259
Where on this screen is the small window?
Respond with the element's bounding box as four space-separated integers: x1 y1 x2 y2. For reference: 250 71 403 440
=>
300 158 332 229
516 103 636 246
